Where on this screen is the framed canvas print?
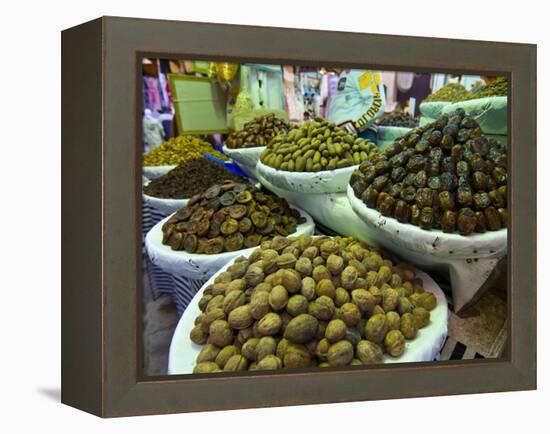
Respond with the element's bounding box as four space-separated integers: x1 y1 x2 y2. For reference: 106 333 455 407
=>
61 16 536 417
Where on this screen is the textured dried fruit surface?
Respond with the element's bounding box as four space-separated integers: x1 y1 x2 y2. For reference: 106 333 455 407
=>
350 108 507 235
225 113 292 149
189 235 438 373
260 117 377 172
161 182 305 253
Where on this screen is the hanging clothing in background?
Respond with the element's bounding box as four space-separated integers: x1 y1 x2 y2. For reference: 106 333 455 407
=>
381 71 398 112
396 73 432 118
320 72 340 118
143 114 165 151
240 64 285 111
143 77 163 112
283 66 304 123
431 73 447 94
328 70 386 134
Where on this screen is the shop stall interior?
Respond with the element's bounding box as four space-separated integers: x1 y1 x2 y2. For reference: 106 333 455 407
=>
141 58 508 376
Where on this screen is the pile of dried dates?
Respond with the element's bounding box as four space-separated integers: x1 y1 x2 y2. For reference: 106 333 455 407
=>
161 181 305 254
190 236 437 373
225 114 292 149
350 109 507 235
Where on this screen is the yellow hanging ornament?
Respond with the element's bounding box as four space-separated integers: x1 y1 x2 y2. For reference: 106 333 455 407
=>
216 62 239 83
207 62 218 79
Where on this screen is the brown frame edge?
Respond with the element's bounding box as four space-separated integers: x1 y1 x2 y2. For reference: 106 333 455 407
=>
61 16 536 417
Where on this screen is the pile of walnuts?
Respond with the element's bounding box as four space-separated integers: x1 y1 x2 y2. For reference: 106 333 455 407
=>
189 236 437 373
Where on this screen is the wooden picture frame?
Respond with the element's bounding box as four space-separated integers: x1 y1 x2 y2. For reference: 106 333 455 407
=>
61 16 536 417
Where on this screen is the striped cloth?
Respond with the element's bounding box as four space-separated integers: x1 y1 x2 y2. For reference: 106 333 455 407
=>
172 275 208 316
142 201 173 300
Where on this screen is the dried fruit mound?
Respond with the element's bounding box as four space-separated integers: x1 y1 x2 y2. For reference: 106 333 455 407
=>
260 118 377 172
161 182 304 254
225 113 292 149
143 135 227 166
376 110 418 128
144 158 245 199
424 83 472 103
350 109 507 235
189 236 437 373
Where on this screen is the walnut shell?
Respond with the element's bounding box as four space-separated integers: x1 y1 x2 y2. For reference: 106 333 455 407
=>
283 313 319 344
256 336 277 361
286 294 309 316
326 255 345 275
227 305 253 330
281 269 302 293
413 307 430 329
365 314 388 343
208 319 234 347
269 285 289 312
223 355 248 371
196 343 221 363
250 291 270 320
295 256 313 276
215 345 240 368
384 330 406 357
256 354 282 370
312 265 331 282
316 278 336 299
193 362 221 374
382 287 399 312
307 295 335 321
341 266 358 290
338 302 362 327
223 290 246 313
356 340 383 364
300 276 316 300
241 337 260 360
256 312 283 336
385 311 401 331
325 319 347 343
190 325 208 345
327 340 354 366
283 343 313 368
400 313 418 339
351 289 377 312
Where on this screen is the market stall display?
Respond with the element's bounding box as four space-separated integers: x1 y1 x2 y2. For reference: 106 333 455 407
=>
349 109 508 235
225 113 292 149
257 174 502 312
424 83 473 103
145 205 314 280
222 114 292 179
168 235 448 374
466 77 508 100
143 158 247 215
376 110 418 128
257 118 378 193
143 135 228 179
160 181 306 253
440 97 508 137
419 83 473 126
